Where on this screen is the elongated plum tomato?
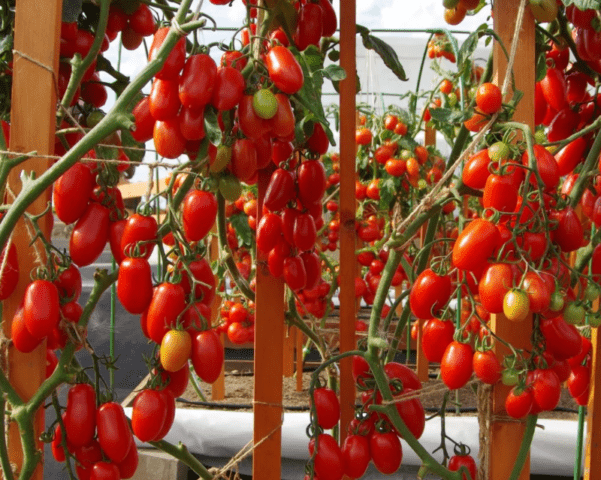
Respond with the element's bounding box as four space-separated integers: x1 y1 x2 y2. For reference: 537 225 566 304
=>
409 268 452 319
96 402 132 463
148 27 186 80
179 54 217 109
53 162 95 224
23 280 60 340
441 341 473 390
182 190 218 242
132 388 169 442
117 257 153 314
452 218 500 272
265 46 304 94
65 383 96 448
70 202 110 267
191 329 224 384
309 433 345 480
146 282 187 344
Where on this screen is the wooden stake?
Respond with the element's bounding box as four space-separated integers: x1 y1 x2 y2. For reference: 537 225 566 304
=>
489 2 535 479
4 2 63 477
338 0 357 449
283 327 295 378
585 323 601 479
252 169 285 480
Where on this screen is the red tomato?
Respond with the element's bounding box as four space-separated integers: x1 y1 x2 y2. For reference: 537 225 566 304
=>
422 318 455 363
462 149 491 189
129 3 156 36
476 82 502 114
178 106 206 141
54 263 82 302
257 213 283 253
393 389 425 439
483 173 519 213
302 251 322 291
211 66 245 111
306 123 330 155
117 436 139 479
109 219 127 265
146 283 186 344
478 263 515 314
283 255 307 291
441 341 473 390
264 168 296 211
265 46 304 94
384 362 422 391
53 162 95 224
149 78 181 120
132 389 170 442
473 350 502 384
23 280 60 340
90 462 120 480
409 268 452 319
341 434 370 479
182 190 218 242
319 0 337 36
11 306 42 353
131 96 155 143
70 202 110 267
180 258 216 306
540 316 582 360
298 160 326 207
521 144 559 191
160 364 189 398
153 117 187 159
191 329 224 383
568 365 590 399
452 219 500 272
117 257 153 314
552 207 584 252
293 213 317 252
448 454 477 480
295 3 323 51
309 434 344 480
148 27 186 81
540 68 566 112
505 386 533 419
269 93 295 139
370 431 402 474
528 368 561 412
230 138 258 183
179 54 217 109
96 402 133 463
120 213 157 260
312 387 340 429
65 384 96 448
237 95 271 140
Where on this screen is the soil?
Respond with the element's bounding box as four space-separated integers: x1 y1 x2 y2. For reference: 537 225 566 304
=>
177 364 581 420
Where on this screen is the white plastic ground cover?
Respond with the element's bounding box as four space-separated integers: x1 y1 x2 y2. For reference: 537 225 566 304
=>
125 408 583 478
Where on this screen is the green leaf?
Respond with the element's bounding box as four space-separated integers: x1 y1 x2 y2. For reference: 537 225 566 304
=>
230 213 253 247
561 0 601 8
203 106 222 147
428 107 471 124
0 35 12 56
379 177 396 210
357 24 407 82
120 130 145 164
262 0 298 43
320 65 347 82
62 0 82 23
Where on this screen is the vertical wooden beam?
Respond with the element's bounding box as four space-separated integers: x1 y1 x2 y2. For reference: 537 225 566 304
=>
252 169 285 480
282 326 295 378
4 1 63 477
489 2 535 479
585 320 601 479
338 0 356 448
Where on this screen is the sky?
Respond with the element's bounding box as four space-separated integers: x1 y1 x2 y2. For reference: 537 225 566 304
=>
103 1 493 182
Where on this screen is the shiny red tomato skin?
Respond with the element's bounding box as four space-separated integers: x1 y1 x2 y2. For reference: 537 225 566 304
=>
191 330 224 384
12 307 42 353
148 27 186 81
160 364 189 398
478 263 515 314
117 257 153 314
540 316 582 360
146 283 186 344
23 280 60 340
230 138 258 183
452 218 500 272
309 433 345 480
90 462 121 480
529 368 561 412
149 78 180 120
265 46 304 94
96 402 133 463
341 434 370 479
441 341 474 390
294 3 323 51
65 383 97 448
180 258 216 306
473 350 502 384
319 0 337 36
120 213 157 260
553 207 584 252
521 144 559 192
117 436 139 479
462 149 490 189
483 173 519 213
237 95 271 140
555 136 587 177
179 54 217 109
54 162 95 224
211 66 245 111
153 389 176 440
293 213 317 252
301 251 321 291
257 213 283 253
264 168 296 211
448 454 477 480
540 68 566 112
306 123 330 155
153 118 187 159
313 387 340 429
132 389 169 442
131 96 155 142
182 190 218 242
283 255 307 291
393 389 425 439
298 160 326 207
384 362 422 391
178 106 205 141
0 242 19 300
505 387 533 419
70 202 110 267
422 318 455 363
370 431 402 474
409 268 452 319
54 263 82 302
269 94 295 139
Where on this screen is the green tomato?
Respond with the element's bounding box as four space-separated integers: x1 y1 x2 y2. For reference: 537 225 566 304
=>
534 129 547 145
488 141 510 163
86 111 105 128
501 369 519 386
563 302 586 325
589 314 601 328
548 291 565 312
218 175 242 202
443 0 460 7
400 149 412 160
210 145 232 173
584 283 601 302
447 92 458 107
252 89 278 120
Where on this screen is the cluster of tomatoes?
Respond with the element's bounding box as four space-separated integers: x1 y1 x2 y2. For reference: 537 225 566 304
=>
51 384 138 480
427 33 457 63
218 299 256 345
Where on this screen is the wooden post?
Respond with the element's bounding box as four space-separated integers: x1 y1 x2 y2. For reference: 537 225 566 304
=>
338 0 356 449
252 168 285 479
585 322 601 478
488 2 535 479
3 1 63 477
